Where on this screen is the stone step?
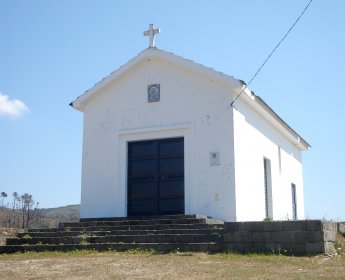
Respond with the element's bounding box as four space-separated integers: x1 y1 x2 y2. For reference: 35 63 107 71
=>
59 218 207 228
79 214 202 222
18 231 111 238
0 242 223 254
7 233 223 246
1 215 226 254
18 228 223 238
28 223 223 233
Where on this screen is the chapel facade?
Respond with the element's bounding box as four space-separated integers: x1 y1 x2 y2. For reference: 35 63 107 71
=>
70 25 309 222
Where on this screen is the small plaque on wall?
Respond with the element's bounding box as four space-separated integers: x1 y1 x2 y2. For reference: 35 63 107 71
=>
148 84 160 103
210 152 220 166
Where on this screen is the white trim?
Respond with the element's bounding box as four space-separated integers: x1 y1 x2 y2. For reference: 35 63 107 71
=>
118 124 193 216
118 123 193 135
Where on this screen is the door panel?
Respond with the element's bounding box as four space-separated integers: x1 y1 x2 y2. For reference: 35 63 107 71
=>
128 159 155 178
128 141 156 159
159 139 184 157
128 200 157 216
159 158 184 178
159 181 184 199
128 181 157 200
127 138 184 216
159 198 184 214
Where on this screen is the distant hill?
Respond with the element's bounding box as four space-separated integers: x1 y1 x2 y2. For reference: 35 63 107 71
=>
0 204 80 229
40 204 80 222
37 204 80 228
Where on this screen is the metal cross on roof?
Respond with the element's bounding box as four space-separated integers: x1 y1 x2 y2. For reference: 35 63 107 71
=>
143 24 160 48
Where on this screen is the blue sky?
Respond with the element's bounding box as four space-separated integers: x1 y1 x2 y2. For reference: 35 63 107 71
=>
1 1 344 220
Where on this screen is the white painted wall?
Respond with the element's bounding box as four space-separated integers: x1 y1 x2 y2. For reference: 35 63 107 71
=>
232 97 305 221
77 50 307 222
80 56 240 221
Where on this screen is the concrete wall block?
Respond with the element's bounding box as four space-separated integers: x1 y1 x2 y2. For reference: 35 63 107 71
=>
291 231 307 243
324 241 336 254
224 222 242 231
223 220 337 255
264 232 272 243
263 221 282 232
271 231 293 243
227 243 253 253
242 222 265 231
262 243 305 255
264 243 281 252
305 242 324 254
250 232 272 243
224 232 234 242
323 230 336 242
306 220 322 231
281 244 306 255
226 243 236 251
252 242 266 251
252 232 266 243
282 221 306 231
307 231 320 242
338 223 345 234
330 222 338 232
233 231 241 243
322 221 337 232
234 231 252 243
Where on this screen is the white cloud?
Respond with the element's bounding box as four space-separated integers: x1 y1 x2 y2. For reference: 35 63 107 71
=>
0 93 29 118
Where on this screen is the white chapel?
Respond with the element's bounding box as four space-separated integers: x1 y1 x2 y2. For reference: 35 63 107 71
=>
70 25 310 222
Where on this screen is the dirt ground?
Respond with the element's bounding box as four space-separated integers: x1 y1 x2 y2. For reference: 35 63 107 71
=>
0 251 344 280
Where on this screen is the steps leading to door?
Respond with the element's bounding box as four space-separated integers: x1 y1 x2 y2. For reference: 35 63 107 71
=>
0 214 225 253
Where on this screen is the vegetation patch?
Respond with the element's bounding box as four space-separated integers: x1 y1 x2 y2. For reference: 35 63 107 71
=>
79 233 89 239
0 251 344 279
335 233 345 256
22 234 32 239
0 192 79 229
125 248 160 255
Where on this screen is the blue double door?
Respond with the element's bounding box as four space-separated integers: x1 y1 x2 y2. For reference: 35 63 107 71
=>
127 137 184 216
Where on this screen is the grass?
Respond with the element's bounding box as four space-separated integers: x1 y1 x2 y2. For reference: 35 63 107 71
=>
79 233 90 239
125 248 159 255
22 234 31 239
0 228 344 279
0 250 344 279
335 233 345 256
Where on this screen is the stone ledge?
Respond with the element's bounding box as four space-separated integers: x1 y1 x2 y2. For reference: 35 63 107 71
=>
223 220 337 255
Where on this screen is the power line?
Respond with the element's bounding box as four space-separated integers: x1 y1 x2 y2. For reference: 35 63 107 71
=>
230 0 313 107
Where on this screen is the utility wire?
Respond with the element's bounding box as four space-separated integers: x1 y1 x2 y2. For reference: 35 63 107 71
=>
231 0 313 107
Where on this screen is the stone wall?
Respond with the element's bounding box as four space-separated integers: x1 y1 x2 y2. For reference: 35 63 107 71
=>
338 222 345 235
223 220 337 255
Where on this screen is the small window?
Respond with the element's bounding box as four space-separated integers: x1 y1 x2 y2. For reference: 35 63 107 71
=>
291 183 297 220
278 146 282 174
264 158 273 219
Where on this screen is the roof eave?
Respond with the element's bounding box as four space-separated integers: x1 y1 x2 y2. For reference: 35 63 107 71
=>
234 85 309 150
254 95 310 150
